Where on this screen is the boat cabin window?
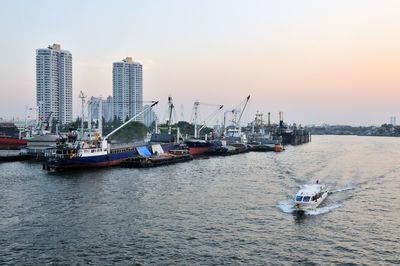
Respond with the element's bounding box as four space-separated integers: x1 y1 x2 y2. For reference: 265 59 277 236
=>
303 196 311 202
296 196 303 202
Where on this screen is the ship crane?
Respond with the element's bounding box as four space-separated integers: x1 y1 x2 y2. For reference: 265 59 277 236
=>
166 96 174 134
198 105 223 137
192 101 223 138
104 101 159 141
223 95 250 136
40 111 53 135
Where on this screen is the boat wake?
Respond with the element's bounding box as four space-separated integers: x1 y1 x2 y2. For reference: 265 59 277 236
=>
303 204 341 215
329 186 354 194
277 199 340 216
278 199 295 213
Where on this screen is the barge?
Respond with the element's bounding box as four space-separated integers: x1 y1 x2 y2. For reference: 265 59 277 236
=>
121 148 193 168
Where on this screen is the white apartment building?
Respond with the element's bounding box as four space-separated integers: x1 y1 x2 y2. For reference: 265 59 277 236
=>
113 57 143 122
36 44 72 124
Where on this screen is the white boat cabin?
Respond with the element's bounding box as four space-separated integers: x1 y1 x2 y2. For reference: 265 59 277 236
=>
294 184 327 209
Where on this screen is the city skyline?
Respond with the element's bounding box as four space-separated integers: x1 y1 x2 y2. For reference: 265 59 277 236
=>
1 0 400 126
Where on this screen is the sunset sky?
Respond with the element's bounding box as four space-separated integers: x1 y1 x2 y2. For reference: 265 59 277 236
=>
1 0 400 126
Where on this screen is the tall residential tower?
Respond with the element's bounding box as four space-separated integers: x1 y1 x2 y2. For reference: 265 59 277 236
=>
36 44 72 124
112 57 143 122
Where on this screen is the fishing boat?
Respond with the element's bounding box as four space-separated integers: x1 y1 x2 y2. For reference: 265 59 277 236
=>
44 99 160 170
294 182 328 210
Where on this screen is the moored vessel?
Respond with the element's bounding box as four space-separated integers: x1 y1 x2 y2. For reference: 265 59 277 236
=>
121 145 192 168
44 100 160 170
185 139 222 155
0 123 28 150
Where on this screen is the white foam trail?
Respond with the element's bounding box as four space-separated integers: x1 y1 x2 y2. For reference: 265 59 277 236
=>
277 199 295 213
304 204 341 216
329 186 355 194
278 199 341 215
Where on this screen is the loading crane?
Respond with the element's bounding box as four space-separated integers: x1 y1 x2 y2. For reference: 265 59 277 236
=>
166 96 174 134
223 95 250 136
192 101 223 138
104 101 159 141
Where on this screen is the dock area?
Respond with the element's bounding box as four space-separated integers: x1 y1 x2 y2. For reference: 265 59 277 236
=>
0 150 30 162
121 151 193 168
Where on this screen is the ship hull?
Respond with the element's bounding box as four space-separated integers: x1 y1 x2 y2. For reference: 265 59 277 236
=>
46 150 138 170
185 140 222 155
188 147 211 155
0 138 28 150
46 143 180 170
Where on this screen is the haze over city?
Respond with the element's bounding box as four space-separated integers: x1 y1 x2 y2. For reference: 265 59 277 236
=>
1 0 400 126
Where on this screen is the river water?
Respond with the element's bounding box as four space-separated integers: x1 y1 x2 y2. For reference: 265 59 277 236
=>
0 135 399 265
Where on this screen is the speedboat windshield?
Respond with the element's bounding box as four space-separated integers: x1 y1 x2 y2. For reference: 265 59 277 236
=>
296 196 303 201
303 196 311 202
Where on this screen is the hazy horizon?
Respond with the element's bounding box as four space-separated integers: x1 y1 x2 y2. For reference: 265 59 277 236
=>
1 0 400 126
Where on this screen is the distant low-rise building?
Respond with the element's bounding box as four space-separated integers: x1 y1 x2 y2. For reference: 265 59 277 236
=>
390 116 396 126
143 105 157 127
88 96 114 122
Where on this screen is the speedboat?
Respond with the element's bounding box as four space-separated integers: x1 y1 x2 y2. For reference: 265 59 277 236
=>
294 182 328 210
273 143 284 152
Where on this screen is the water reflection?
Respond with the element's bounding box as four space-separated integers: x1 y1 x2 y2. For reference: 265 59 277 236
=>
293 210 307 223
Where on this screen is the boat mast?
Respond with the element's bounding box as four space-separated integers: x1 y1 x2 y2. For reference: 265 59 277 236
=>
155 116 159 133
87 99 92 132
236 95 250 133
223 111 227 136
105 101 159 140
98 97 102 136
79 91 86 139
167 96 174 135
194 101 199 138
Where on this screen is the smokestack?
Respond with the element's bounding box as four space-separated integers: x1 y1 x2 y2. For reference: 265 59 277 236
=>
268 112 271 127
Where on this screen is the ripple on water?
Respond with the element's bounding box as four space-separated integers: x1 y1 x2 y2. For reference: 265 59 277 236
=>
1 136 400 265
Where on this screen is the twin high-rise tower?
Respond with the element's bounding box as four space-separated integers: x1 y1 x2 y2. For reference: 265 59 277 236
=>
36 44 72 124
36 45 143 124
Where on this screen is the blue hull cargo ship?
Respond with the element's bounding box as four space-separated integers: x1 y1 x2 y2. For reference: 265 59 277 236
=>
45 142 178 170
44 102 171 170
